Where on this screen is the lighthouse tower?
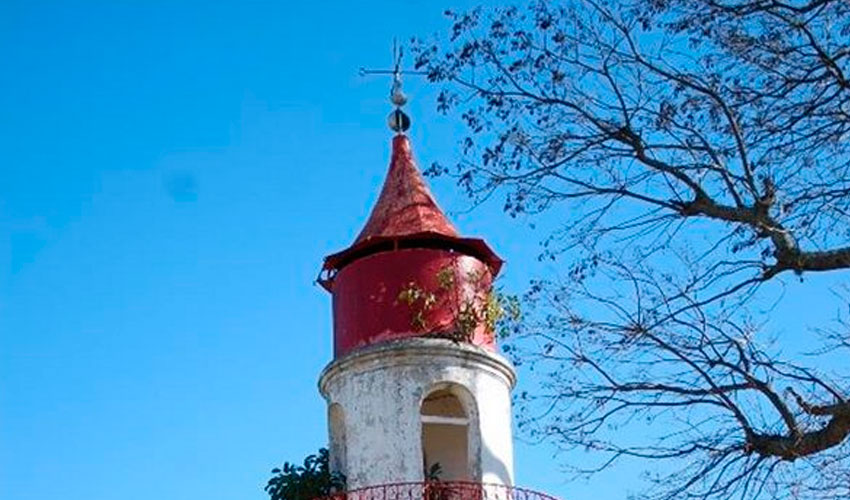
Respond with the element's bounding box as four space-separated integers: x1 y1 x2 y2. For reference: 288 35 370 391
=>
317 77 517 495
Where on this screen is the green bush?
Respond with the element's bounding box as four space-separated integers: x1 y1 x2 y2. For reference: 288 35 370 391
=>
265 448 345 500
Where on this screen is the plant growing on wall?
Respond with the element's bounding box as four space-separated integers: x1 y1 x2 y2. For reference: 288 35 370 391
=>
397 265 520 342
397 281 439 331
423 463 454 500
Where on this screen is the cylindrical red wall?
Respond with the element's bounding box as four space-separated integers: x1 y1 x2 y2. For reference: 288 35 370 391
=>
331 248 495 357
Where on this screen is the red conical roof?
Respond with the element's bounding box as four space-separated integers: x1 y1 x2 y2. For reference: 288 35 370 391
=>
322 134 501 277
355 134 458 242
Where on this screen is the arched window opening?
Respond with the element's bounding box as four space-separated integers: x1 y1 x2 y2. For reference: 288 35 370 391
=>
328 403 347 477
421 388 470 481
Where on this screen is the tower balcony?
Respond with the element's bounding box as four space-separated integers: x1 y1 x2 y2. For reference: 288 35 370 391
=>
317 481 560 500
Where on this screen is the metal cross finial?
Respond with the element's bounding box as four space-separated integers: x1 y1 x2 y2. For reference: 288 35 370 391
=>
358 39 427 79
359 39 427 133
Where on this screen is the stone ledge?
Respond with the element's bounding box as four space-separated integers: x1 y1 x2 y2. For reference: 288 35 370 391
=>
318 338 516 396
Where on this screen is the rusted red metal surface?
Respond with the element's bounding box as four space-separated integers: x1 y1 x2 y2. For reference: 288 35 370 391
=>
322 135 501 275
357 134 459 242
315 481 561 500
332 248 495 357
321 134 504 357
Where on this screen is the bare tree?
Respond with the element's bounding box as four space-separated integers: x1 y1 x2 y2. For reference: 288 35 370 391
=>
412 1 850 498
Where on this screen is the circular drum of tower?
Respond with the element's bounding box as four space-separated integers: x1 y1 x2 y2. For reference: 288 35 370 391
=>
330 247 495 356
319 338 516 489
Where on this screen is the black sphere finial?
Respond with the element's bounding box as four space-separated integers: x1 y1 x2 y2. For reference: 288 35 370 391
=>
388 108 411 132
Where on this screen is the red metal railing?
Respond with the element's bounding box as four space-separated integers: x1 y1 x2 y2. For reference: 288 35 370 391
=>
316 481 561 500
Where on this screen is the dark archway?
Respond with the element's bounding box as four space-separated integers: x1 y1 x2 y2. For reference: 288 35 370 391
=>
420 387 472 481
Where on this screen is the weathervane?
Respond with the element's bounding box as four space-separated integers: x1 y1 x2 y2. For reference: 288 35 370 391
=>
360 40 427 134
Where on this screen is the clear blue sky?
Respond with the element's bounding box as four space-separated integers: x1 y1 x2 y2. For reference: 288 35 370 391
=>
1 2 844 500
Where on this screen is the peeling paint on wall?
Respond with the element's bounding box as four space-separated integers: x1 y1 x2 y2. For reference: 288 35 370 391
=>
319 338 516 489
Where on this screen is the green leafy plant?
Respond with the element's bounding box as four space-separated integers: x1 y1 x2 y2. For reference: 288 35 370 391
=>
425 462 442 481
265 448 345 500
423 463 451 500
454 301 481 340
397 265 521 343
435 266 455 290
488 290 521 339
397 281 438 330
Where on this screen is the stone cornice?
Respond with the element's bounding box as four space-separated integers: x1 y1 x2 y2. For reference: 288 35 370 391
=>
319 338 517 397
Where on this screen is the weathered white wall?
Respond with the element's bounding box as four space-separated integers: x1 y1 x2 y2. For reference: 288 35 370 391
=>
319 338 516 490
328 403 346 475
